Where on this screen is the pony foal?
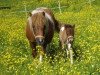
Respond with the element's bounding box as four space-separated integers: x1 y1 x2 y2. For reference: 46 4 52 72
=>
59 24 75 64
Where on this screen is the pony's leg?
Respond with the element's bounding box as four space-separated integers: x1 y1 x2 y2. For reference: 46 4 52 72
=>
68 43 73 64
39 44 47 62
29 41 37 57
39 54 43 62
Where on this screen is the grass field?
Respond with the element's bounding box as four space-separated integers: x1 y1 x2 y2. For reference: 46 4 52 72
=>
0 0 100 75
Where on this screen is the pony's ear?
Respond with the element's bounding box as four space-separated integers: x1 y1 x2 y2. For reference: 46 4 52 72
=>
73 24 75 28
28 12 32 16
42 12 45 16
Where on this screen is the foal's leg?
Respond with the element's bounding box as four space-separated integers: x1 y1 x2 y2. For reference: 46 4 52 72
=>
68 43 73 64
72 47 78 58
66 47 69 58
60 41 64 50
29 41 37 57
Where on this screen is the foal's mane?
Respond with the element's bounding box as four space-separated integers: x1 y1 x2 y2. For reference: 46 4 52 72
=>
64 24 74 28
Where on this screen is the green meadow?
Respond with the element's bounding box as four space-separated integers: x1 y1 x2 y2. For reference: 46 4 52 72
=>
0 0 100 75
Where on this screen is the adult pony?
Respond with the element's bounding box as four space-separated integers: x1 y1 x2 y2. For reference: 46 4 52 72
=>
26 7 59 62
59 24 76 64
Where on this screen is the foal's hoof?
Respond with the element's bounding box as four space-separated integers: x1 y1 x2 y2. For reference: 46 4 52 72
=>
32 52 37 58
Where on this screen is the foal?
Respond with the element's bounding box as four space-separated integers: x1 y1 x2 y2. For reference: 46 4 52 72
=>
59 24 75 64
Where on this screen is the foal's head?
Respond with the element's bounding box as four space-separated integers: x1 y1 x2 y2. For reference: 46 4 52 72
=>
60 24 75 45
65 24 75 44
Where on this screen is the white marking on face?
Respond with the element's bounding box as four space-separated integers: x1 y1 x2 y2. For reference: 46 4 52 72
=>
40 55 42 62
61 26 65 31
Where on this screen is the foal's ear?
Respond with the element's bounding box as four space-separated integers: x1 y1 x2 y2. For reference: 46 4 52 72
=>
28 12 32 16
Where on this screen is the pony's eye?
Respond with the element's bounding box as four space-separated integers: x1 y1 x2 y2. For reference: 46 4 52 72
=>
33 26 35 29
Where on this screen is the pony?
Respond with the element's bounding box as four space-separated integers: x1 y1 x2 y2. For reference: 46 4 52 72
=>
59 24 76 64
25 7 59 62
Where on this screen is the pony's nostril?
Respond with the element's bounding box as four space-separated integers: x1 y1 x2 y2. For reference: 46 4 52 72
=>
39 39 43 42
36 38 44 45
39 39 44 45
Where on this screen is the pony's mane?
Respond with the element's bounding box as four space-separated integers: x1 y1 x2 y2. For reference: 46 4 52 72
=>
32 12 46 27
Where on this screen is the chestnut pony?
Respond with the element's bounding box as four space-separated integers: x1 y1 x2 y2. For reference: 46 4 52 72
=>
26 7 59 62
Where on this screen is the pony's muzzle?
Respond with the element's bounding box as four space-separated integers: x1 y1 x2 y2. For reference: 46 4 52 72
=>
36 37 44 45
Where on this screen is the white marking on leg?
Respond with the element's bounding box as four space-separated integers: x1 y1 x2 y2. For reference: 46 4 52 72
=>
68 43 71 50
70 49 73 64
68 43 73 64
40 54 43 62
66 49 69 58
60 26 65 31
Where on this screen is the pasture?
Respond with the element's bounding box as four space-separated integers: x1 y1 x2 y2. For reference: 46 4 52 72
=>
0 0 100 75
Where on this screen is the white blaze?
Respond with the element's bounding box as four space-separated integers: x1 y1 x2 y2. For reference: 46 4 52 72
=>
39 55 43 62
